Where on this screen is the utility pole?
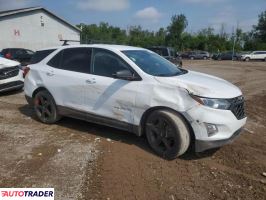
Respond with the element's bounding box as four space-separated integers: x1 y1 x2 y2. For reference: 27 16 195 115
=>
80 25 83 44
232 34 236 60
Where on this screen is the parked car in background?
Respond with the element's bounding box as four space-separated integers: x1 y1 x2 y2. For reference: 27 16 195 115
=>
180 51 193 59
148 46 182 67
241 51 266 61
188 51 210 60
212 52 238 60
24 44 246 159
0 57 24 92
235 51 250 60
1 48 35 66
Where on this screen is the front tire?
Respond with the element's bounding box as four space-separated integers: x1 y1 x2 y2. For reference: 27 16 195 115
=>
145 110 190 160
245 57 250 61
34 90 60 124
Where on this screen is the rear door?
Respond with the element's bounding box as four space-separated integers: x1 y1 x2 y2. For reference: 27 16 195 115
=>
250 52 257 59
44 47 92 111
251 52 258 59
83 48 140 124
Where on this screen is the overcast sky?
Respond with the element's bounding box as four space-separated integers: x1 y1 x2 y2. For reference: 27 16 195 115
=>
0 0 265 33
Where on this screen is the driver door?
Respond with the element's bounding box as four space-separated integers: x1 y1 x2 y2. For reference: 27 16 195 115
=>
83 48 140 124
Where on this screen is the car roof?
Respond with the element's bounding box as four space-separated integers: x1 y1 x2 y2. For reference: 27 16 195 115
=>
37 44 146 52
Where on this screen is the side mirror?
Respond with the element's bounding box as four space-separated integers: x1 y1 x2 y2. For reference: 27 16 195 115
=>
113 69 139 81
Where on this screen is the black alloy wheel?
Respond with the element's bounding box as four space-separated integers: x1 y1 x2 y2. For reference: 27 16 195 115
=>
145 110 190 159
34 90 60 124
146 117 176 154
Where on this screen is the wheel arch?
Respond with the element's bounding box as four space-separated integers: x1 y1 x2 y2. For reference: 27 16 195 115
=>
32 87 52 98
138 106 195 143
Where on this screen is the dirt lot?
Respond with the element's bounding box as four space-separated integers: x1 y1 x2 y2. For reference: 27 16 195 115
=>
0 60 266 200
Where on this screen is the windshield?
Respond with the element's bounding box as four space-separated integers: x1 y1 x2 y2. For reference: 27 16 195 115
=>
122 50 183 77
148 48 168 57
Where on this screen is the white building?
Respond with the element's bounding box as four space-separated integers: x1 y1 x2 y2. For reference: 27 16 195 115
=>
0 7 81 51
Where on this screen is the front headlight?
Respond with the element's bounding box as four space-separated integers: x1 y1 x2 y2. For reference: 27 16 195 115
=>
191 95 231 110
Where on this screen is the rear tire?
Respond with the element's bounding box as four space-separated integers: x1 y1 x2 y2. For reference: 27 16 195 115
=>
190 57 194 60
245 57 250 61
33 90 61 124
145 110 190 160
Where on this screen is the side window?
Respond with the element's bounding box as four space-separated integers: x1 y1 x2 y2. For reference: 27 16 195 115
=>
61 48 91 73
48 48 92 73
47 50 62 67
31 49 56 64
15 49 25 56
92 49 129 78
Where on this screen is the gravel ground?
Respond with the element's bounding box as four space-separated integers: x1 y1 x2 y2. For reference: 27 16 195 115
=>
0 60 266 200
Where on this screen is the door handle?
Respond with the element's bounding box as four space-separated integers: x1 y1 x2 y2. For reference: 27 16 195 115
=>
46 71 55 76
86 79 96 84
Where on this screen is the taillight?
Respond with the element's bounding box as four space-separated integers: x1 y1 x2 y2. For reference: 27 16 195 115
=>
23 66 30 78
5 53 11 59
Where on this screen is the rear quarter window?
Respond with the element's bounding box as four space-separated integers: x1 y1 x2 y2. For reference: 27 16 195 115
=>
30 49 56 64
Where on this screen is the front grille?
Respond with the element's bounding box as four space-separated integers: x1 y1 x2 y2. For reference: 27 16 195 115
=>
0 66 19 80
229 96 246 120
0 81 24 91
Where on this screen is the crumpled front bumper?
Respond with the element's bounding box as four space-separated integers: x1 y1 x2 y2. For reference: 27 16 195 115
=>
183 103 247 152
195 128 243 152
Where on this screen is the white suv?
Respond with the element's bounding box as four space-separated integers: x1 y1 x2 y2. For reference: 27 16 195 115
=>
241 51 266 61
24 45 247 159
0 57 24 93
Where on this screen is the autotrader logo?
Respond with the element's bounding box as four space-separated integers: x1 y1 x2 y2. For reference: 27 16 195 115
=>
0 188 54 200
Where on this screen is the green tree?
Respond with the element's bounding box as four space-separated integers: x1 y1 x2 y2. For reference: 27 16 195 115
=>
77 10 264 52
166 14 188 49
254 11 266 42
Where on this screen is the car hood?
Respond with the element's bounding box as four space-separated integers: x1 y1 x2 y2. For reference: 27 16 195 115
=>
0 57 20 69
154 70 242 98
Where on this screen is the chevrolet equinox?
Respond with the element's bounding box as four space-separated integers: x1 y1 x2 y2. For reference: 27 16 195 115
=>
24 45 247 159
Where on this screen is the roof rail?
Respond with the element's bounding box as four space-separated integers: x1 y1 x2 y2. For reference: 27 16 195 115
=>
60 39 80 46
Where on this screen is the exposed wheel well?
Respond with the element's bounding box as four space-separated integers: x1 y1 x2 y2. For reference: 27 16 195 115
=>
139 106 195 143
